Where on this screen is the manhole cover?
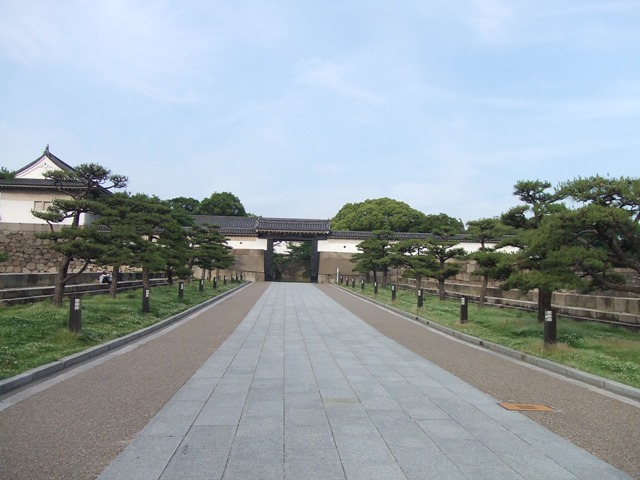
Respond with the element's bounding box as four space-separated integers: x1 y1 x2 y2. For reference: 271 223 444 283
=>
499 402 555 412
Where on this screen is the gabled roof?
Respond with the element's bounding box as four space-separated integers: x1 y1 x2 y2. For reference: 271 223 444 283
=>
0 147 111 195
15 145 75 177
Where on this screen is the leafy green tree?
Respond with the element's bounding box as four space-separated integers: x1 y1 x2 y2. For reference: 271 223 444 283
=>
421 213 465 235
466 217 513 249
544 175 640 294
390 240 436 295
97 194 189 290
196 192 246 216
466 217 515 307
92 192 139 297
351 230 395 287
469 249 514 308
332 198 427 232
499 180 567 320
32 164 127 307
421 238 466 300
187 224 234 280
0 167 15 180
167 197 200 214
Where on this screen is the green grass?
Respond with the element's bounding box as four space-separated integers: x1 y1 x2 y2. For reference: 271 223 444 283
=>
0 281 242 380
344 284 640 389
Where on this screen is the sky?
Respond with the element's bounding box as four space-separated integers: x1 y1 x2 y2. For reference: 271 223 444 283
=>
1 1 639 224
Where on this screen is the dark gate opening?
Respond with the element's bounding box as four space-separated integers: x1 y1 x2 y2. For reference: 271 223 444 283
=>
264 238 320 283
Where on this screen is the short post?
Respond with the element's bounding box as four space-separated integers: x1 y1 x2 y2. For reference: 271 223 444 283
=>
360 279 364 291
213 277 218 289
142 288 150 313
235 273 239 282
460 296 468 324
417 288 423 309
199 279 204 292
351 278 355 288
178 281 184 300
544 309 557 345
345 276 349 285
68 296 82 332
391 284 397 302
224 275 227 285
374 281 378 295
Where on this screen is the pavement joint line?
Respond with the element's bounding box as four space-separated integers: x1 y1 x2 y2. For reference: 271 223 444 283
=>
332 285 640 405
0 282 251 399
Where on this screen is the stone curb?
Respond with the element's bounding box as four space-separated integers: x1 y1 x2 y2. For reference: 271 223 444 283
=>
334 285 640 403
0 283 250 395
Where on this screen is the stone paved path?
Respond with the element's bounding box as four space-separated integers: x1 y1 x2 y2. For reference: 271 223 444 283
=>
97 283 630 480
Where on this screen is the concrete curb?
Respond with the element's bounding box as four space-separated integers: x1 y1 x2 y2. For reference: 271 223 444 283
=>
334 285 640 403
0 283 250 395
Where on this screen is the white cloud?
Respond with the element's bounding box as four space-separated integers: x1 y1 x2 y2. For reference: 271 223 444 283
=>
0 0 205 102
299 57 387 105
466 0 516 44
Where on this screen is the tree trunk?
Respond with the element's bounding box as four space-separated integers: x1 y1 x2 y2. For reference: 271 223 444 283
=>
382 270 388 288
537 288 553 322
142 265 151 291
52 257 72 307
438 278 446 300
479 274 489 309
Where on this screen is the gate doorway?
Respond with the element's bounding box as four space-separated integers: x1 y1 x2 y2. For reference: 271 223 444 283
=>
264 238 320 283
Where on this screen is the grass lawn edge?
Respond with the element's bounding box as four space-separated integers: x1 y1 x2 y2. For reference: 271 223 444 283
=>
0 282 251 396
333 284 640 403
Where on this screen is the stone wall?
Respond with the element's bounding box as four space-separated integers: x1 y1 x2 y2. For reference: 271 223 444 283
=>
0 225 94 274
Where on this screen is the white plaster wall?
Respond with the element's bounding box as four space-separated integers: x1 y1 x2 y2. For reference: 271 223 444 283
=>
0 191 88 225
316 239 517 254
16 157 59 179
226 236 269 251
318 238 361 254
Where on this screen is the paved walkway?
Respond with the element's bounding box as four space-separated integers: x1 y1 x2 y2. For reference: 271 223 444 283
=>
95 283 629 480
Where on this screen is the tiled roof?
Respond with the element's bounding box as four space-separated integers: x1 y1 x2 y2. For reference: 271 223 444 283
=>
0 178 87 189
194 216 331 236
194 216 477 241
257 217 330 234
193 216 258 235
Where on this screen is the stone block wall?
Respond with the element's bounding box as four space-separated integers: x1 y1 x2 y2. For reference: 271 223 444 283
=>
0 226 91 274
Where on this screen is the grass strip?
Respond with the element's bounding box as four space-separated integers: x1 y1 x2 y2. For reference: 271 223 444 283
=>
342 284 640 389
0 281 242 380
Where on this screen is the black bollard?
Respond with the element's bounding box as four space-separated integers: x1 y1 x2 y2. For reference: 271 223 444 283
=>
213 277 218 289
199 279 204 292
224 275 227 285
352 278 355 288
178 281 184 300
460 296 468 323
142 288 150 313
361 279 365 291
69 296 82 332
417 288 423 309
544 309 557 345
391 284 397 302
374 281 378 295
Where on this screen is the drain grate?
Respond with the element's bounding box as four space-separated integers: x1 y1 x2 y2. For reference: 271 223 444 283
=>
499 402 555 412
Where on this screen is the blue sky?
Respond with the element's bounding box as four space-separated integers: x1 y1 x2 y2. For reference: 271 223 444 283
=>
1 1 639 223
